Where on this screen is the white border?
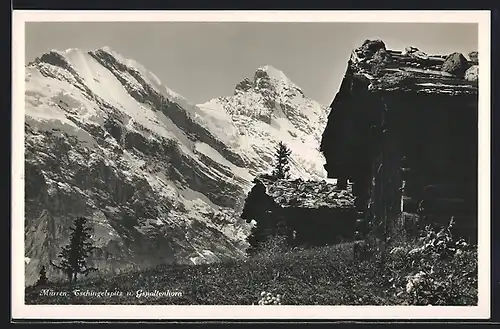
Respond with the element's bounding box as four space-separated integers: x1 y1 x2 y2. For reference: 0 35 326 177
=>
11 10 491 320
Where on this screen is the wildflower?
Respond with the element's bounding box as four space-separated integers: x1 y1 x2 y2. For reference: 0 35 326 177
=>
411 271 426 286
406 281 414 293
257 290 282 305
409 246 423 255
390 247 405 254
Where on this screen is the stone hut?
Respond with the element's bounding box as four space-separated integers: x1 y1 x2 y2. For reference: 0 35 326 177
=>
241 175 356 247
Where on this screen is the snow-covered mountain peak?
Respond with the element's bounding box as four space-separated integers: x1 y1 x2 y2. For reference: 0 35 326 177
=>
255 65 295 85
24 49 331 286
90 47 188 104
198 65 330 182
24 46 257 286
34 47 88 64
232 65 302 97
256 65 287 79
90 46 149 76
252 65 302 96
97 45 114 53
30 46 187 106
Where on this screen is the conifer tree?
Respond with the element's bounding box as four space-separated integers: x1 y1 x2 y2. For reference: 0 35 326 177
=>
271 141 292 180
35 265 49 287
51 217 97 283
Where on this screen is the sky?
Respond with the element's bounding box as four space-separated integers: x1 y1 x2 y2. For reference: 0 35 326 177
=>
25 22 478 106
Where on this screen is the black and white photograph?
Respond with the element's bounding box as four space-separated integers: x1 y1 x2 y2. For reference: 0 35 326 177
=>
11 10 491 320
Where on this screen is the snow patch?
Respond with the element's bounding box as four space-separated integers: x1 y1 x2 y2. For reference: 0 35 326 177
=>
189 250 219 265
96 46 186 104
195 142 253 182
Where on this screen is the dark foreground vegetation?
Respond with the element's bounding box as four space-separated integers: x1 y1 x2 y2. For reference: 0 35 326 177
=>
25 222 477 306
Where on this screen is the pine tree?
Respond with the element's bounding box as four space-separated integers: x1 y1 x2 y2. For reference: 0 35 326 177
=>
271 141 292 180
51 217 97 283
35 265 49 287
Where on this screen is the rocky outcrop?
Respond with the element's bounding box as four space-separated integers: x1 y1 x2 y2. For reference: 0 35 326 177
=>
403 46 430 60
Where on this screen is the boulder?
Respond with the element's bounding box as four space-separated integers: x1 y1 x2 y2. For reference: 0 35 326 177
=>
355 40 392 75
403 46 429 60
370 48 392 66
403 46 420 55
468 51 478 64
356 39 387 58
464 65 479 82
441 52 470 77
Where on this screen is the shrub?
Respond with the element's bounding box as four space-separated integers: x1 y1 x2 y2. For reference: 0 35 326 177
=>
253 234 291 259
353 240 376 261
387 218 478 305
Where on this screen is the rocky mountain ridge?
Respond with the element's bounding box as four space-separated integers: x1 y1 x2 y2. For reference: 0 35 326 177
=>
24 47 330 286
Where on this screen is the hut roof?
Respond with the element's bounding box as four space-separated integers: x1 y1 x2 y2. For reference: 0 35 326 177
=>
349 40 478 95
254 175 355 209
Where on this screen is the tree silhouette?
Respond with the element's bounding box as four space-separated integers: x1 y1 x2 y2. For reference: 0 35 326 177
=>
51 217 97 283
271 142 292 180
35 265 49 287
